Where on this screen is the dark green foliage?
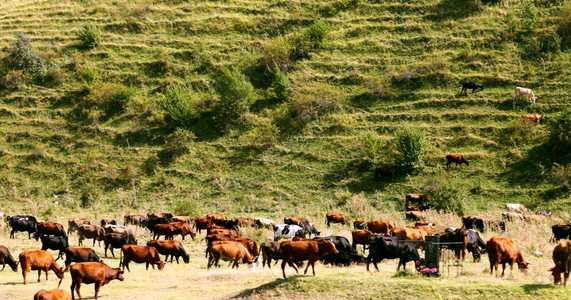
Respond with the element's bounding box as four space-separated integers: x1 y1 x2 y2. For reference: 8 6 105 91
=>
558 5 571 50
422 175 468 215
334 0 361 12
80 185 100 208
547 109 571 165
79 66 100 85
36 64 65 87
77 23 101 49
395 128 430 167
158 128 196 165
141 153 160 175
159 86 197 129
363 131 389 166
260 36 292 71
173 197 203 216
307 20 331 48
6 33 44 73
80 83 133 119
272 69 291 101
212 67 255 130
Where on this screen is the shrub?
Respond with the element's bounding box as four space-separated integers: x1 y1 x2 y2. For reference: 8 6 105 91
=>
158 128 196 165
395 128 430 167
80 185 100 208
79 66 100 85
82 83 133 118
272 68 291 101
422 175 469 215
260 36 293 71
288 82 342 126
212 67 255 130
173 196 203 216
363 131 388 166
334 0 361 12
37 64 65 87
159 86 197 129
77 23 101 49
558 5 571 50
6 33 44 73
0 70 26 89
307 20 331 48
546 109 571 165
365 79 385 100
141 153 160 175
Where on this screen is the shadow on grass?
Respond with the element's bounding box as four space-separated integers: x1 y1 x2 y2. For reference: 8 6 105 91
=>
232 275 307 298
521 284 556 293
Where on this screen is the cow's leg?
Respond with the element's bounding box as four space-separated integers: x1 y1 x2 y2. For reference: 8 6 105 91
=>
564 271 569 287
311 260 316 276
70 280 76 300
75 280 82 300
0 261 5 271
37 269 42 282
22 269 27 284
10 229 14 239
207 255 214 270
303 260 311 274
94 281 102 300
146 262 149 270
111 248 115 258
501 263 506 277
281 260 287 279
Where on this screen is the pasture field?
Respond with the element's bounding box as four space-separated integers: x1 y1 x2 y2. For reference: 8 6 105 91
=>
1 211 571 299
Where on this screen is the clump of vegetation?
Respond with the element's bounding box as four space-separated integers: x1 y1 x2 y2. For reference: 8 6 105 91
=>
421 175 469 215
272 68 291 101
159 86 197 129
307 20 331 48
79 65 100 85
362 131 388 166
158 128 196 165
546 109 571 165
80 184 100 208
173 193 203 216
77 23 101 49
557 5 571 50
5 33 44 73
212 67 255 130
260 36 292 71
287 82 342 127
395 128 430 167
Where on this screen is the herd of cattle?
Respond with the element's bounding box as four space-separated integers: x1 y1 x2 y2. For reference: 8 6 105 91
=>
1 201 570 299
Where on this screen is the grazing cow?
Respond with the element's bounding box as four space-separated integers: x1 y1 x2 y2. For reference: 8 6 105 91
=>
142 215 172 233
206 214 227 222
153 222 196 240
552 225 571 243
502 212 524 221
353 219 367 230
284 217 308 227
352 229 373 252
462 216 505 233
519 114 544 125
123 214 146 227
64 248 101 267
194 217 211 234
211 239 259 260
208 242 255 270
487 237 529 277
121 244 165 271
314 236 355 253
147 212 173 219
367 220 396 235
415 221 435 226
536 210 553 217
147 240 189 264
260 241 281 269
280 240 338 278
77 225 105 247
172 215 192 224
34 289 72 300
374 167 394 180
35 222 68 240
205 234 236 257
65 262 124 300
0 245 19 271
19 250 64 284
405 193 428 205
461 82 484 94
505 203 529 213
441 228 486 262
254 217 275 229
446 154 469 169
234 217 255 227
299 221 320 237
8 215 38 239
550 240 571 287
326 213 349 227
406 211 425 221
100 219 117 227
314 236 363 266
514 87 537 103
406 204 432 212
103 233 137 258
274 224 305 241
367 235 422 271
67 218 90 235
40 236 69 261
213 219 239 230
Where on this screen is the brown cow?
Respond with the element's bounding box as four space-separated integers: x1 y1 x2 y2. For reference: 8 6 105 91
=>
392 227 426 249
147 240 190 264
206 214 227 222
446 154 469 169
67 218 90 235
207 243 254 269
351 229 373 252
64 247 101 267
326 213 349 227
487 237 529 277
34 289 72 300
212 238 259 258
172 215 192 224
208 228 240 238
77 225 105 247
100 218 117 227
19 250 64 284
415 221 435 226
550 240 571 287
35 222 67 240
121 244 165 271
194 217 211 234
260 241 281 269
284 217 308 226
0 245 19 271
280 240 339 278
411 225 434 235
234 217 255 227
406 211 425 221
353 219 367 229
367 220 396 235
502 212 524 221
123 214 146 227
405 193 428 205
374 167 394 180
153 222 196 240
519 114 544 125
65 262 124 300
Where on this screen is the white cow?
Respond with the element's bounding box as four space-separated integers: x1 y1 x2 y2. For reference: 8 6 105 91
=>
273 224 305 241
505 203 529 214
514 87 537 103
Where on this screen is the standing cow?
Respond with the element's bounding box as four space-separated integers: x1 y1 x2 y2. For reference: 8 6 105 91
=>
514 87 537 103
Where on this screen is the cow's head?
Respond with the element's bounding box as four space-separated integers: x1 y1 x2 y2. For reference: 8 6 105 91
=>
115 268 125 281
549 266 562 285
157 260 165 271
183 254 190 264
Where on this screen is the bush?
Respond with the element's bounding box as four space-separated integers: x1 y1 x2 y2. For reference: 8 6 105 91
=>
141 153 160 175
0 70 26 89
159 86 197 129
307 20 331 48
558 5 571 50
77 23 101 49
272 68 291 101
37 64 65 87
288 82 342 126
82 83 133 118
363 131 388 165
158 128 196 165
79 66 100 85
422 175 469 215
80 185 101 208
260 36 293 71
212 67 255 130
395 128 430 167
6 33 44 73
546 109 571 165
173 196 203 216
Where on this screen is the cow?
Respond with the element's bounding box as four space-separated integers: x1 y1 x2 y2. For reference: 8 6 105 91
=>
142 215 172 232
280 240 338 278
77 225 105 247
234 217 255 227
446 154 469 169
64 247 101 267
366 235 422 272
208 242 256 270
19 250 64 284
40 235 69 261
274 224 305 241
147 212 173 219
8 215 37 239
260 241 282 269
172 215 192 224
120 244 165 271
0 245 19 271
406 211 425 221
65 262 124 300
147 240 190 264
213 219 239 230
536 210 553 217
352 229 373 252
552 225 571 243
34 289 72 300
406 204 432 212
367 220 396 235
326 213 349 227
505 203 529 213
374 167 394 180
35 222 68 240
411 225 434 235
153 222 196 240
193 217 211 234
100 218 117 227
441 228 486 262
67 218 90 235
210 239 259 262
514 87 537 103
487 237 529 277
103 233 137 258
353 219 367 230
462 216 506 233
207 227 240 238
204 234 237 258
284 217 307 225
123 214 146 227
415 221 435 227
519 114 544 125
314 236 363 266
103 224 136 241
502 212 524 221
405 193 428 205
299 221 320 237
461 82 484 94
550 240 571 287
254 217 275 229
206 214 227 222
392 227 426 249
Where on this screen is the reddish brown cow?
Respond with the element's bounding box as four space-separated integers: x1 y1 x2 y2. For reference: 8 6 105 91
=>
392 227 426 249
123 214 146 227
153 222 196 240
19 250 64 284
35 222 67 240
208 228 240 238
280 240 338 278
326 213 349 227
351 229 372 251
406 211 425 221
205 234 236 257
284 217 308 225
411 225 434 235
147 240 190 264
415 221 435 226
34 289 72 300
65 262 124 300
77 225 105 247
487 237 529 277
446 154 469 169
100 218 117 227
212 238 259 258
374 167 395 180
206 214 227 222
405 193 428 205
260 241 281 269
207 243 254 269
234 217 255 227
172 215 192 224
353 219 367 229
67 218 90 235
519 114 544 125
0 245 19 271
194 217 211 234
120 244 165 271
367 220 395 235
550 240 571 287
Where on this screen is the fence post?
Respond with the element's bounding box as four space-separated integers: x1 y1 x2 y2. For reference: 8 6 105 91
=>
425 235 441 277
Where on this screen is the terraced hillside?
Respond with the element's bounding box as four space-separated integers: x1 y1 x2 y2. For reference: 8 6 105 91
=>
0 0 569 219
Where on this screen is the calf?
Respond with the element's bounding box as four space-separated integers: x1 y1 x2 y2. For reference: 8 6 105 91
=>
121 244 165 271
19 250 64 284
446 154 469 169
326 213 349 227
65 262 124 300
0 245 19 271
550 240 571 287
487 237 529 277
208 242 255 270
147 240 189 264
40 235 69 261
514 87 537 103
461 82 484 94
367 235 422 271
280 240 338 278
67 218 90 235
34 289 72 300
64 247 101 267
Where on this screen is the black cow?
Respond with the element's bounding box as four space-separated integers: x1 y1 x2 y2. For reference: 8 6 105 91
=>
299 221 320 237
40 235 69 261
366 235 422 271
103 233 137 258
444 228 486 262
536 210 553 217
313 236 355 253
143 216 172 232
321 251 366 266
552 225 571 243
213 219 239 230
7 215 37 239
461 82 484 94
64 247 102 267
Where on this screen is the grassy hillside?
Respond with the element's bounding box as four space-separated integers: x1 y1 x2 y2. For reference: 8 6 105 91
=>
0 0 569 220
